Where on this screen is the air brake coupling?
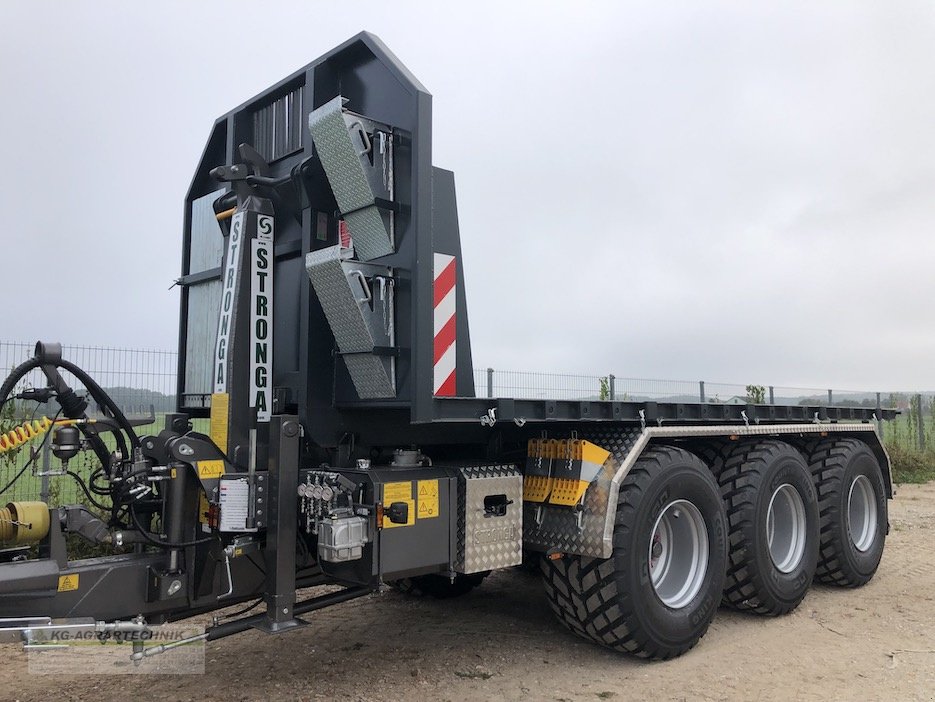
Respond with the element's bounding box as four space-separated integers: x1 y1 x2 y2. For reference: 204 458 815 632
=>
0 501 51 546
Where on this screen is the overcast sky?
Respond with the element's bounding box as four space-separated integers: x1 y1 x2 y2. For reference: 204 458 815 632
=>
2 1 934 391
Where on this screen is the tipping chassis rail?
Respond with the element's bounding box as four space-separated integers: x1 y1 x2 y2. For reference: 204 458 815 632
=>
0 32 898 663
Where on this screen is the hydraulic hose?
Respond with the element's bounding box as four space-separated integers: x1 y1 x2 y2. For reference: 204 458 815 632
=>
0 358 41 410
54 358 140 451
0 351 141 493
129 502 214 549
0 356 113 471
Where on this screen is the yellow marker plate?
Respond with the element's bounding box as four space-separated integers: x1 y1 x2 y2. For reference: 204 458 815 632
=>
210 393 230 450
58 574 79 592
197 460 225 480
198 491 211 527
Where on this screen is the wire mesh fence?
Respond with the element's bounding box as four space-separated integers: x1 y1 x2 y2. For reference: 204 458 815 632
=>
0 341 921 506
0 342 177 505
471 367 902 409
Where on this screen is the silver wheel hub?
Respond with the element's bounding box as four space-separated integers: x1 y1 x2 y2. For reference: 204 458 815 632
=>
766 484 807 573
847 475 878 552
648 499 708 609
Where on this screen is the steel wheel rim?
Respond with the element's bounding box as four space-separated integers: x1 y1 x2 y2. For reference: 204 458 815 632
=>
766 483 807 573
648 499 708 609
847 475 878 552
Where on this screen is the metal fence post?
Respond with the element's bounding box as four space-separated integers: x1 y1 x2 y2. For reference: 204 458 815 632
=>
699 381 705 403
40 441 51 504
609 374 615 401
876 392 882 438
486 367 493 399
768 386 775 404
916 393 925 452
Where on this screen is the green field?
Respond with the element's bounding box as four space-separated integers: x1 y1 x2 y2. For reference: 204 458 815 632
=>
881 411 935 484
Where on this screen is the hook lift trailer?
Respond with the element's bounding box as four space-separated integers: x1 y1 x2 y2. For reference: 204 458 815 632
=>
0 32 896 661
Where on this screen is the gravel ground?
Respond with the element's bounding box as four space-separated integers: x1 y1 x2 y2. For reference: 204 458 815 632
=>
2 482 934 702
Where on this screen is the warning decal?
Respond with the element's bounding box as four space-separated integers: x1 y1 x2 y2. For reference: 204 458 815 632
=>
383 481 415 529
198 491 211 532
210 392 230 451
197 460 225 480
57 574 79 592
417 480 439 519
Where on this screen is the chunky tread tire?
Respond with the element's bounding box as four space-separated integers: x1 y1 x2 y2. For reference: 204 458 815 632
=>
393 572 488 598
540 445 727 660
804 438 887 587
540 556 589 639
715 440 819 615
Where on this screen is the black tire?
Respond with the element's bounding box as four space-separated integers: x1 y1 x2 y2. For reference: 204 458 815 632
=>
540 445 727 660
393 572 488 598
715 440 819 615
805 438 887 587
540 555 589 639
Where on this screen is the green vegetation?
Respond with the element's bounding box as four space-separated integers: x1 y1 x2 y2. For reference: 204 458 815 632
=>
745 384 766 404
883 397 935 484
884 443 935 484
599 376 610 401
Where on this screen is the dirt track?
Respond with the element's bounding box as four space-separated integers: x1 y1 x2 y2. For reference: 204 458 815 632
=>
3 483 934 702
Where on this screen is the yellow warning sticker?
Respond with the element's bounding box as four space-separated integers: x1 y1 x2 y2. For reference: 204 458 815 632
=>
417 479 439 519
210 393 230 450
57 574 79 592
197 460 225 480
383 481 415 528
384 481 412 503
198 491 210 526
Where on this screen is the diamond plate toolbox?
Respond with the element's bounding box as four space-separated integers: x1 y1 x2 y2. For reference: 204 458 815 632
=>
455 466 523 574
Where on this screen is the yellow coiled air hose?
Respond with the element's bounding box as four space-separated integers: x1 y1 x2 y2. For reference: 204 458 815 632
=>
0 416 55 454
0 416 89 455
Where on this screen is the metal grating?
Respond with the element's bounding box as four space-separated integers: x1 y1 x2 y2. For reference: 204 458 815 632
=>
307 96 394 261
253 86 304 163
305 246 395 399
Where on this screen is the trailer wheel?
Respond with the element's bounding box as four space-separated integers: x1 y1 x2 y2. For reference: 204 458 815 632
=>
805 438 887 587
540 556 589 639
393 572 488 598
716 441 819 615
541 445 727 660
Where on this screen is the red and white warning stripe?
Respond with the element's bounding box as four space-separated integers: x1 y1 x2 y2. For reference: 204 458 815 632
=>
338 220 352 248
433 253 457 396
